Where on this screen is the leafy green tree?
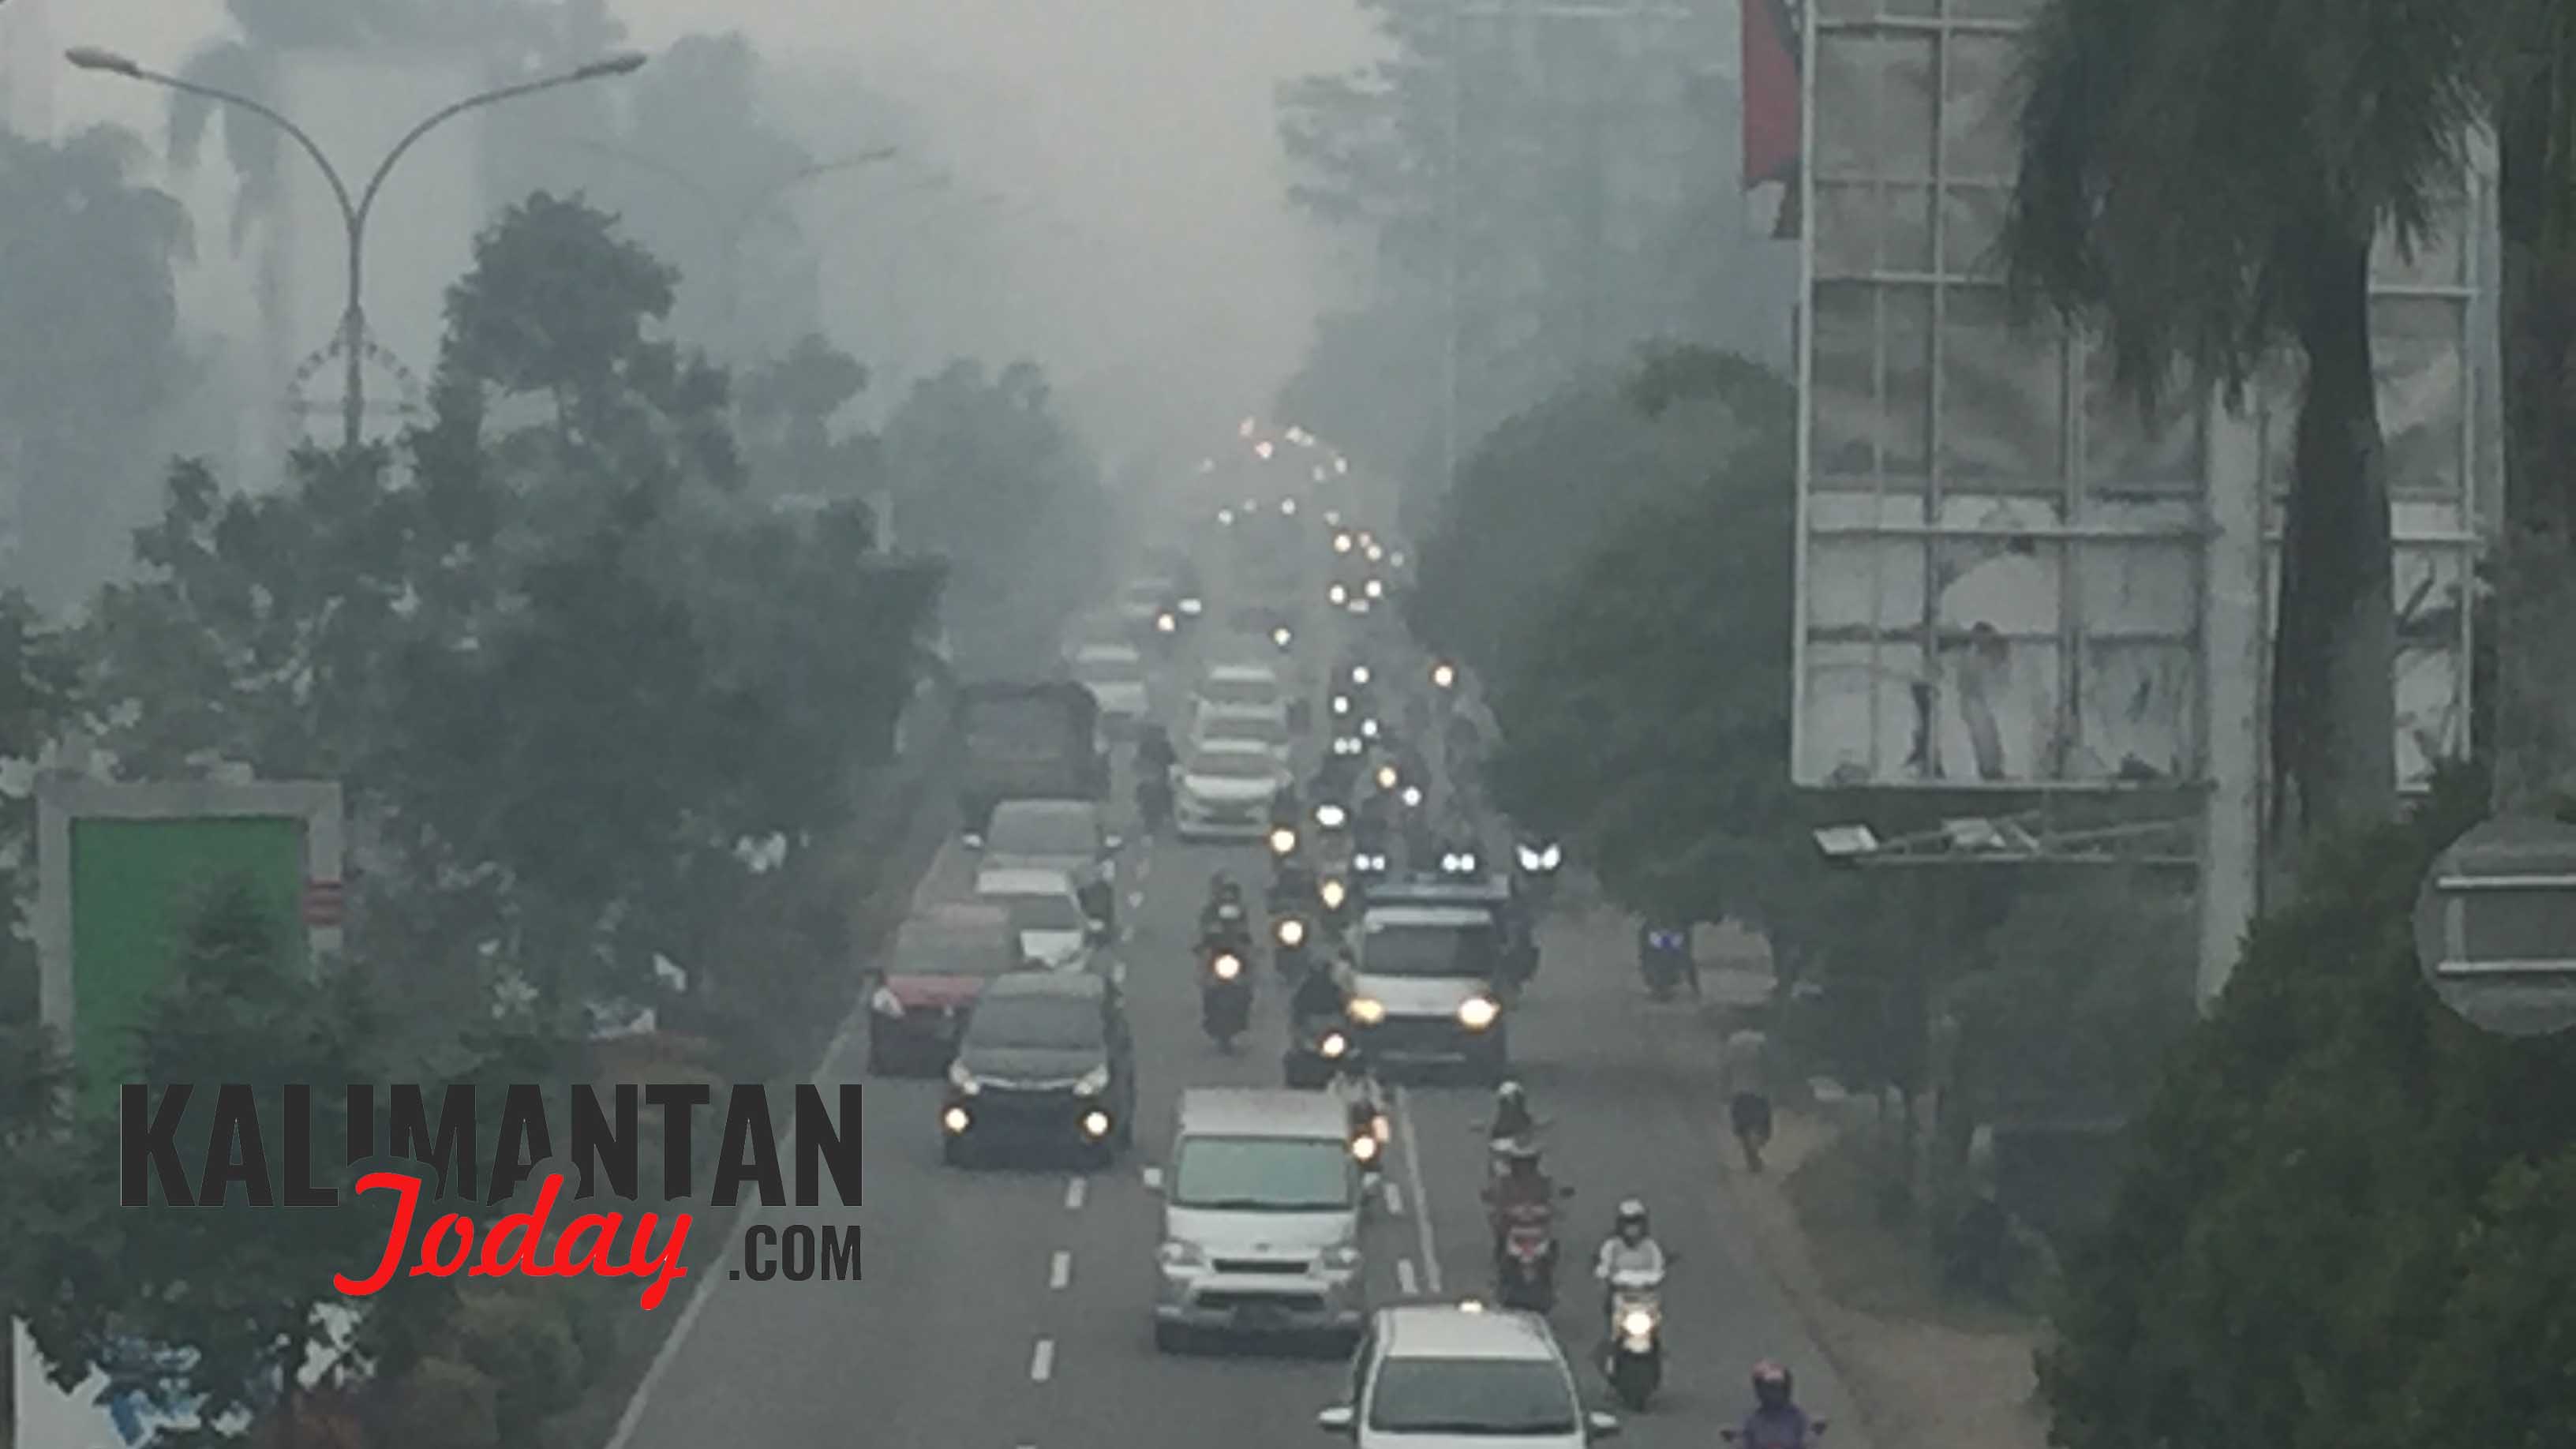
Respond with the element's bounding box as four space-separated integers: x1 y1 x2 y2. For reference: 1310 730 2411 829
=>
9 882 398 1449
2001 0 2492 849
0 128 193 608
880 360 1103 677
738 333 878 505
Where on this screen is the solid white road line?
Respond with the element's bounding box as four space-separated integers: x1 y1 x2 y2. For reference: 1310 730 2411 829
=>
1397 1257 1418 1295
1395 1086 1442 1294
1030 1339 1055 1383
1065 1177 1087 1210
1050 1251 1071 1290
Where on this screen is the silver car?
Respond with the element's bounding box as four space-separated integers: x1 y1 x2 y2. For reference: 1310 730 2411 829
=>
975 799 1121 927
1316 1305 1619 1447
1152 1088 1368 1351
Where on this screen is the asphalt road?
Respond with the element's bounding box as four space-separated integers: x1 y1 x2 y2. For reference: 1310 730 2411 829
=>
605 627 1865 1449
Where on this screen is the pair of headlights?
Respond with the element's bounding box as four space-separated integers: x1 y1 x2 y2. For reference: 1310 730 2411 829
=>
1343 997 1500 1030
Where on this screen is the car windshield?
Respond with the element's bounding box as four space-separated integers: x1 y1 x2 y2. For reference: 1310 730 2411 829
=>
1366 1357 1579 1436
1075 651 1145 684
890 924 1010 977
1003 894 1088 933
1189 751 1276 780
988 805 1097 856
1361 922 1500 978
1201 675 1278 706
1170 1136 1352 1211
961 995 1103 1051
1203 713 1286 746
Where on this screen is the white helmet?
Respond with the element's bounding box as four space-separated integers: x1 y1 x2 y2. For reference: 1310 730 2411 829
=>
1497 1080 1525 1102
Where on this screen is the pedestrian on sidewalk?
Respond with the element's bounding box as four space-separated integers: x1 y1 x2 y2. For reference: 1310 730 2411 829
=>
1722 1020 1773 1174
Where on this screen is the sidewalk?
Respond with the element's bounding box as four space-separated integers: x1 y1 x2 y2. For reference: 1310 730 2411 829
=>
1567 906 2050 1449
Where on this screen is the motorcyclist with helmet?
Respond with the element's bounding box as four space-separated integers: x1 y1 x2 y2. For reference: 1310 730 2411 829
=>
1724 1360 1822 1447
1489 1080 1536 1143
1593 1199 1668 1320
1290 950 1353 1028
1481 1138 1557 1256
1201 873 1252 953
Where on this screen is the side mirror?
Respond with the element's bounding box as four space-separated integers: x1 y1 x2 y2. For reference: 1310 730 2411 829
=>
1141 1166 1163 1193
1586 1411 1621 1440
1315 1406 1357 1436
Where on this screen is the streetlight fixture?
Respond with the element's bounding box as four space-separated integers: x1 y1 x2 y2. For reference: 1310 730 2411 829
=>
69 44 648 450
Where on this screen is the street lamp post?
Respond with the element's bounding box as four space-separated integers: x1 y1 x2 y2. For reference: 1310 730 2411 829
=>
67 45 648 451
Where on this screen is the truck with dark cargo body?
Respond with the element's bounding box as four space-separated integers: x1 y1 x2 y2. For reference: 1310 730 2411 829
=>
955 680 1109 837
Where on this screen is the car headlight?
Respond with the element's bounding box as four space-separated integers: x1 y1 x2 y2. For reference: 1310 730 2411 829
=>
1539 844 1562 870
1181 596 1204 616
1271 827 1297 855
1159 1239 1207 1269
1074 1065 1110 1096
1458 996 1500 1030
1277 918 1307 946
1316 804 1347 829
1517 844 1543 871
869 986 904 1017
1348 998 1387 1025
1212 953 1242 979
1320 879 1348 908
948 1059 980 1095
1321 1243 1362 1271
1621 1310 1657 1339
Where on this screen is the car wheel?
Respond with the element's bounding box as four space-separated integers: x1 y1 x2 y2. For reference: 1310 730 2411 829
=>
1153 1322 1189 1354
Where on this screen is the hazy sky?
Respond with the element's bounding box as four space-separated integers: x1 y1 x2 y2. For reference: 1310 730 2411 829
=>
17 0 1385 469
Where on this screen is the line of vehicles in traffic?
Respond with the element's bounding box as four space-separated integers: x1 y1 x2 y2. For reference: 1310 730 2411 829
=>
862 472 1822 1447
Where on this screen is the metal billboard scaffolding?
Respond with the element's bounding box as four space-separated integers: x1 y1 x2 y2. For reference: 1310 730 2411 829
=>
1788 0 2499 1000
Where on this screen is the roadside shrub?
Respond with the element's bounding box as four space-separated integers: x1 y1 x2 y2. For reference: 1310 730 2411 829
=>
451 1290 585 1437
380 1359 498 1449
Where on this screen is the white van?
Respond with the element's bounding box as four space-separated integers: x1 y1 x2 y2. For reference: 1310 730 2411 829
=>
1151 1088 1367 1352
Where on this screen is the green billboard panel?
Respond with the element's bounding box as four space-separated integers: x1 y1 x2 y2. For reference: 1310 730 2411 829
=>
69 816 305 1108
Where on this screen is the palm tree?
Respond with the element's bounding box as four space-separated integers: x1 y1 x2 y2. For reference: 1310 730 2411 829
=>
1999 0 2487 854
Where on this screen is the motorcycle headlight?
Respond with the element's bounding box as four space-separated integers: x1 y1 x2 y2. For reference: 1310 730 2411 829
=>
1621 1310 1657 1339
1350 1135 1380 1163
1074 1065 1110 1097
1458 996 1500 1030
1402 786 1423 808
1320 879 1348 908
1432 663 1455 688
1333 695 1351 715
1157 612 1177 633
1361 717 1380 739
1347 998 1387 1025
1316 804 1347 829
1328 583 1349 605
1376 766 1398 789
1365 578 1384 598
869 985 904 1017
947 1059 981 1095
1277 918 1307 946
1159 1239 1208 1269
1320 1032 1349 1058
1274 627 1294 646
1351 665 1371 685
1212 953 1242 979
1270 827 1297 855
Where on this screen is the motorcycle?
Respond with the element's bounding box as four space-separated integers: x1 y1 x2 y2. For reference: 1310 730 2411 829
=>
1201 945 1252 1050
1512 841 1563 911
1335 1064 1390 1181
1718 1419 1829 1446
1136 773 1174 835
1639 926 1695 1001
1202 899 1253 958
1492 1204 1561 1312
1284 1015 1354 1090
1271 911 1316 978
1601 1266 1667 1410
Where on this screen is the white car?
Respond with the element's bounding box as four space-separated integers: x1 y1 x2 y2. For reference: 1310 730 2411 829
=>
974 866 1110 978
1068 642 1151 733
1192 700 1292 766
1176 739 1289 841
1316 1304 1618 1447
1193 662 1284 719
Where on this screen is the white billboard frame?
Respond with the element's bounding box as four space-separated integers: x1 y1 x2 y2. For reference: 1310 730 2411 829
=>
1788 0 2494 796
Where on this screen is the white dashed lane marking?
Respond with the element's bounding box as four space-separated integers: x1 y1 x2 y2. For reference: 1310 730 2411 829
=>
1065 1177 1086 1210
1050 1251 1071 1290
1385 1182 1405 1217
1030 1339 1055 1382
1397 1258 1417 1295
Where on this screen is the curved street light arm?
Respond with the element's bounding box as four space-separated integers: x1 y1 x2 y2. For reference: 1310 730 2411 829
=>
355 58 645 234
120 62 360 227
